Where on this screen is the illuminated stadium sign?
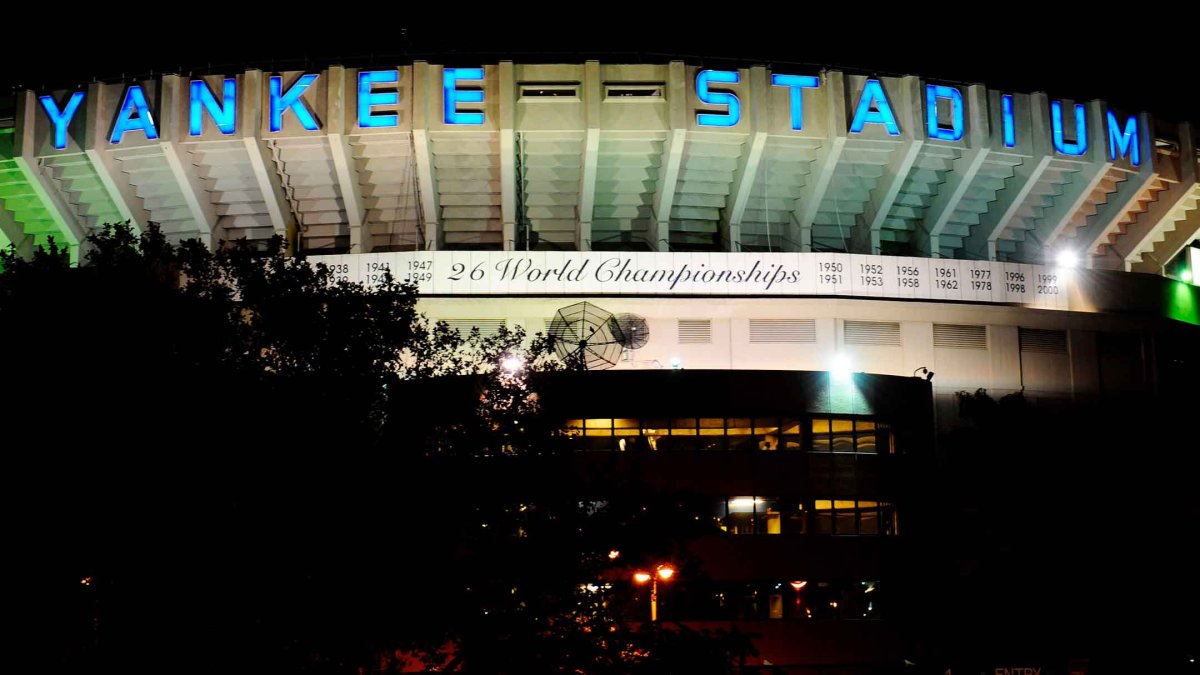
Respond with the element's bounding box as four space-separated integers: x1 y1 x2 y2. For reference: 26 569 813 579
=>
33 69 1142 166
7 59 1189 289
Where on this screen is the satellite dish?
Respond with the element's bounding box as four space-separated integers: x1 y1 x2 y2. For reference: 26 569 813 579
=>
548 302 627 370
614 313 650 350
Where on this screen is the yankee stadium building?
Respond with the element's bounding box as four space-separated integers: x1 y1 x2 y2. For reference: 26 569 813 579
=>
3 59 1198 673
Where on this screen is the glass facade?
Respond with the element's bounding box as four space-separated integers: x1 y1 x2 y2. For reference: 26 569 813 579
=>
812 499 898 536
563 416 892 454
716 497 896 536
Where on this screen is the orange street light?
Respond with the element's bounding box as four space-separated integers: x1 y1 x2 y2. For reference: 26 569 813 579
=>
633 564 677 622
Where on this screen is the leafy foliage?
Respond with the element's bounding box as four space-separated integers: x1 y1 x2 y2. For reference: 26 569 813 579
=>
3 225 749 675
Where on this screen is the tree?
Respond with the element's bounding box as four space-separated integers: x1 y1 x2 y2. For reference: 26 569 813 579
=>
4 225 752 675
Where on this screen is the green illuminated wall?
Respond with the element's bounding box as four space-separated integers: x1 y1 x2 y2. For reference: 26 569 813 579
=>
0 128 78 261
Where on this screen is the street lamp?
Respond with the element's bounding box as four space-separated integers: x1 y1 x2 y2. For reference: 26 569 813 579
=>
633 564 677 622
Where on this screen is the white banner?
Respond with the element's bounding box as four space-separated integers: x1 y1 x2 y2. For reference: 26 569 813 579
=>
314 251 1071 311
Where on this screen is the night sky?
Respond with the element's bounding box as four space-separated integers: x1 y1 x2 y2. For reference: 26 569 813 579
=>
3 17 1196 125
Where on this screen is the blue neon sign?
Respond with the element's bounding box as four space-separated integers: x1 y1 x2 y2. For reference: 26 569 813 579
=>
269 74 320 133
189 79 237 136
39 92 84 150
443 68 484 125
925 85 963 141
849 79 900 135
358 70 400 129
696 70 741 127
109 85 158 144
1050 100 1087 156
1106 111 1140 166
1001 94 1016 147
771 74 819 130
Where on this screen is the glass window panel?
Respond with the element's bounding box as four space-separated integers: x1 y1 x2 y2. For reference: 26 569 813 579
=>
811 418 830 434
755 418 780 451
727 496 758 513
784 504 806 534
713 500 729 531
613 418 639 435
665 436 698 451
755 418 780 434
814 500 834 535
698 418 725 436
856 434 877 453
859 507 879 535
727 511 755 535
564 420 583 436
727 418 754 450
585 418 612 430
727 418 752 433
727 437 754 451
855 419 876 432
642 418 669 434
832 433 854 452
585 436 614 451
811 435 831 452
671 418 697 435
835 510 856 535
830 418 854 433
881 504 898 535
781 417 803 450
759 499 780 534
769 594 784 619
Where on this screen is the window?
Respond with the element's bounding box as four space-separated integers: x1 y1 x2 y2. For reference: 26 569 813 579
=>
604 83 664 99
813 499 897 535
726 418 753 450
716 497 805 535
562 415 891 452
519 83 580 99
810 417 890 454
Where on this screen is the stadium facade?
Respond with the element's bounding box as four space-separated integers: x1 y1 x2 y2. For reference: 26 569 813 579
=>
3 61 1198 673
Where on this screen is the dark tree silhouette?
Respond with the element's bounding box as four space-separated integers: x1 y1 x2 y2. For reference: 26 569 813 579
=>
3 225 753 675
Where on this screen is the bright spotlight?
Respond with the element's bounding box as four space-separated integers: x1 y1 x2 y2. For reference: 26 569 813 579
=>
831 353 853 382
1055 249 1078 269
1182 268 1194 283
669 356 682 370
501 355 523 372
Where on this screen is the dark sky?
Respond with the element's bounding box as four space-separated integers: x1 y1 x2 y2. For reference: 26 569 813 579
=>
4 16 1196 124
